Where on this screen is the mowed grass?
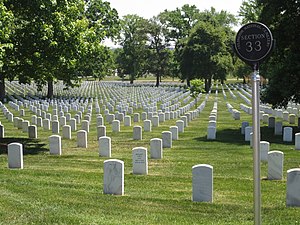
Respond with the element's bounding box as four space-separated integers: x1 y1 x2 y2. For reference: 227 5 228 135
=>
0 88 300 224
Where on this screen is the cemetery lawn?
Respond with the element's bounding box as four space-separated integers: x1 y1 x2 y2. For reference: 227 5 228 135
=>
1 84 300 224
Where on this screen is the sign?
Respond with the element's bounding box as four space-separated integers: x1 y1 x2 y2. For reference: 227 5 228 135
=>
235 22 273 65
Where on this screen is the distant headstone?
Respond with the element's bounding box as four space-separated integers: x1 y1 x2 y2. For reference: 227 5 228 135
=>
152 115 159 127
207 126 216 140
286 168 300 207
192 164 213 202
70 118 77 131
124 116 131 126
245 126 252 141
103 159 124 195
52 120 60 134
81 120 89 133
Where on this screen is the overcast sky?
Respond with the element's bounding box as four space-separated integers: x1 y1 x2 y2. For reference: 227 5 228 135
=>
106 0 244 19
104 0 244 47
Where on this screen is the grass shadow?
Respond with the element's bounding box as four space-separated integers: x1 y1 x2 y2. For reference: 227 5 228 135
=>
193 125 300 146
0 137 48 155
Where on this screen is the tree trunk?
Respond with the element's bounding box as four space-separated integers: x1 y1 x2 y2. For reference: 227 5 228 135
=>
186 79 191 87
47 79 54 98
155 73 160 87
243 76 246 84
204 78 211 93
0 75 5 102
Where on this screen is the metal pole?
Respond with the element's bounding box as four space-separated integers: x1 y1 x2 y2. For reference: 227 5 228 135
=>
252 63 261 225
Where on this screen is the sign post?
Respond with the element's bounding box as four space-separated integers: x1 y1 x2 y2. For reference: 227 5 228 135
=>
234 22 274 225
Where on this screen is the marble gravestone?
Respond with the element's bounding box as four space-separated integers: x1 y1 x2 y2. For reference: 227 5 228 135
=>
192 164 213 202
150 138 163 159
286 168 300 207
132 147 148 175
8 143 23 169
103 159 124 195
99 136 111 157
267 151 284 180
49 135 62 155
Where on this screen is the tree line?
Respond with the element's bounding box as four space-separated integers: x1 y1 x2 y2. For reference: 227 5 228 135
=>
1 0 299 107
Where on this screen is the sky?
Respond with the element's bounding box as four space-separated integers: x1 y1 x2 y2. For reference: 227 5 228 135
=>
104 0 245 47
106 0 244 19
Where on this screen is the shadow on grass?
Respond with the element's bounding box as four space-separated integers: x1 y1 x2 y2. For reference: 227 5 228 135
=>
0 137 48 155
194 126 300 146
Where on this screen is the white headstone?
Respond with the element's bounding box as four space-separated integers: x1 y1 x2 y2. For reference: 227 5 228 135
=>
260 141 270 162
112 120 120 132
49 135 62 155
207 126 216 140
283 127 293 142
241 121 249 134
132 147 148 175
103 159 124 195
150 138 163 159
99 136 111 157
62 125 71 139
274 122 283 135
170 126 178 140
28 125 37 139
245 126 252 141
70 118 77 131
295 133 300 150
286 168 300 207
52 120 60 134
133 126 142 140
8 143 23 169
81 120 90 133
267 151 284 180
152 115 159 127
143 120 152 132
176 120 184 133
97 125 106 140
162 131 172 148
124 116 131 126
77 130 87 148
192 164 213 202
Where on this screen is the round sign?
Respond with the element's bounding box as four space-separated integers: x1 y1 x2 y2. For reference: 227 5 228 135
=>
235 22 273 65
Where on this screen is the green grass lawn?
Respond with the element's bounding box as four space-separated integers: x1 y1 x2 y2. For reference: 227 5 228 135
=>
0 85 300 224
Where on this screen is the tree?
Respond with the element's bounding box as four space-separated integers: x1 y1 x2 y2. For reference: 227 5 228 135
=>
258 0 300 107
238 0 262 24
147 17 171 87
180 21 233 92
158 4 202 82
0 1 14 101
188 79 204 108
117 14 149 84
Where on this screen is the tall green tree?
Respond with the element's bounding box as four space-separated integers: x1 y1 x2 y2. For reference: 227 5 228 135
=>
238 0 262 24
117 14 149 84
0 1 14 101
158 4 201 81
258 0 300 107
147 17 171 87
180 21 232 92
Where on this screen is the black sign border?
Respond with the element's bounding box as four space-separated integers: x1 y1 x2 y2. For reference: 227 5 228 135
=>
235 22 273 65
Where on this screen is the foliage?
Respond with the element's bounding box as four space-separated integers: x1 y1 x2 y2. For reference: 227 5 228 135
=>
238 0 262 24
257 0 300 107
188 79 204 108
116 14 149 84
146 16 171 87
180 21 233 92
